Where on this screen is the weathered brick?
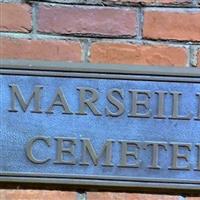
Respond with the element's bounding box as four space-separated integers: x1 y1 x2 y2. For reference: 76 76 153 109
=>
0 3 31 32
90 42 187 67
143 10 200 42
87 192 180 200
0 189 76 200
38 5 136 37
0 38 82 62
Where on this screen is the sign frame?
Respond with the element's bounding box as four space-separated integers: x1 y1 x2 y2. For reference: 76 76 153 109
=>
1 59 200 192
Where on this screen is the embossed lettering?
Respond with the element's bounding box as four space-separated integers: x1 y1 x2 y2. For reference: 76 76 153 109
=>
194 93 200 120
46 88 72 114
128 90 152 118
25 136 51 164
144 141 167 169
9 84 43 113
118 140 141 168
105 88 125 117
76 87 102 116
80 139 114 166
54 137 76 165
154 91 167 119
169 142 192 170
169 92 192 120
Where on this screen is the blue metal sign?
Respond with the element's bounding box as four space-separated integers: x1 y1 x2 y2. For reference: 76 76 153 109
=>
1 60 200 191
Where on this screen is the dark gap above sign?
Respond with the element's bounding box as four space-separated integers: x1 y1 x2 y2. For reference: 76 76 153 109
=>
1 60 200 191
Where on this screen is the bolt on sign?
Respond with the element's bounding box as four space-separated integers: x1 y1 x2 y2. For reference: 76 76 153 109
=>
1 60 200 191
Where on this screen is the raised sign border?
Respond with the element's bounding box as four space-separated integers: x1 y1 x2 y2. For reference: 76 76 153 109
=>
1 59 200 192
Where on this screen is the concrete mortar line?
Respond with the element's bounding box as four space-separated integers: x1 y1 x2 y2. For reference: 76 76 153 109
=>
192 0 199 6
187 45 193 67
31 2 39 39
0 32 200 47
1 31 199 46
189 45 198 67
135 6 143 41
0 32 32 39
179 196 186 200
28 0 199 9
87 39 93 63
89 38 192 49
140 7 145 42
143 6 200 11
0 0 24 2
79 39 88 63
77 192 87 200
31 2 139 9
82 39 91 63
0 32 83 41
1 32 200 47
76 192 80 200
40 35 200 46
1 0 198 7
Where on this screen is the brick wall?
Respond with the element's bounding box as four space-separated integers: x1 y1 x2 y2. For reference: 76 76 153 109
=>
0 0 200 199
1 0 200 67
0 190 200 200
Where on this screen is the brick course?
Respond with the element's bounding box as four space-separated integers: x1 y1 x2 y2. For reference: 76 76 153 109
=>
0 0 200 198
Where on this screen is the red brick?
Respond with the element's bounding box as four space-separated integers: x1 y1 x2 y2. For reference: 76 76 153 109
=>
90 42 187 67
143 10 200 42
87 192 180 200
38 5 136 37
0 38 82 62
0 189 76 200
0 3 32 32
